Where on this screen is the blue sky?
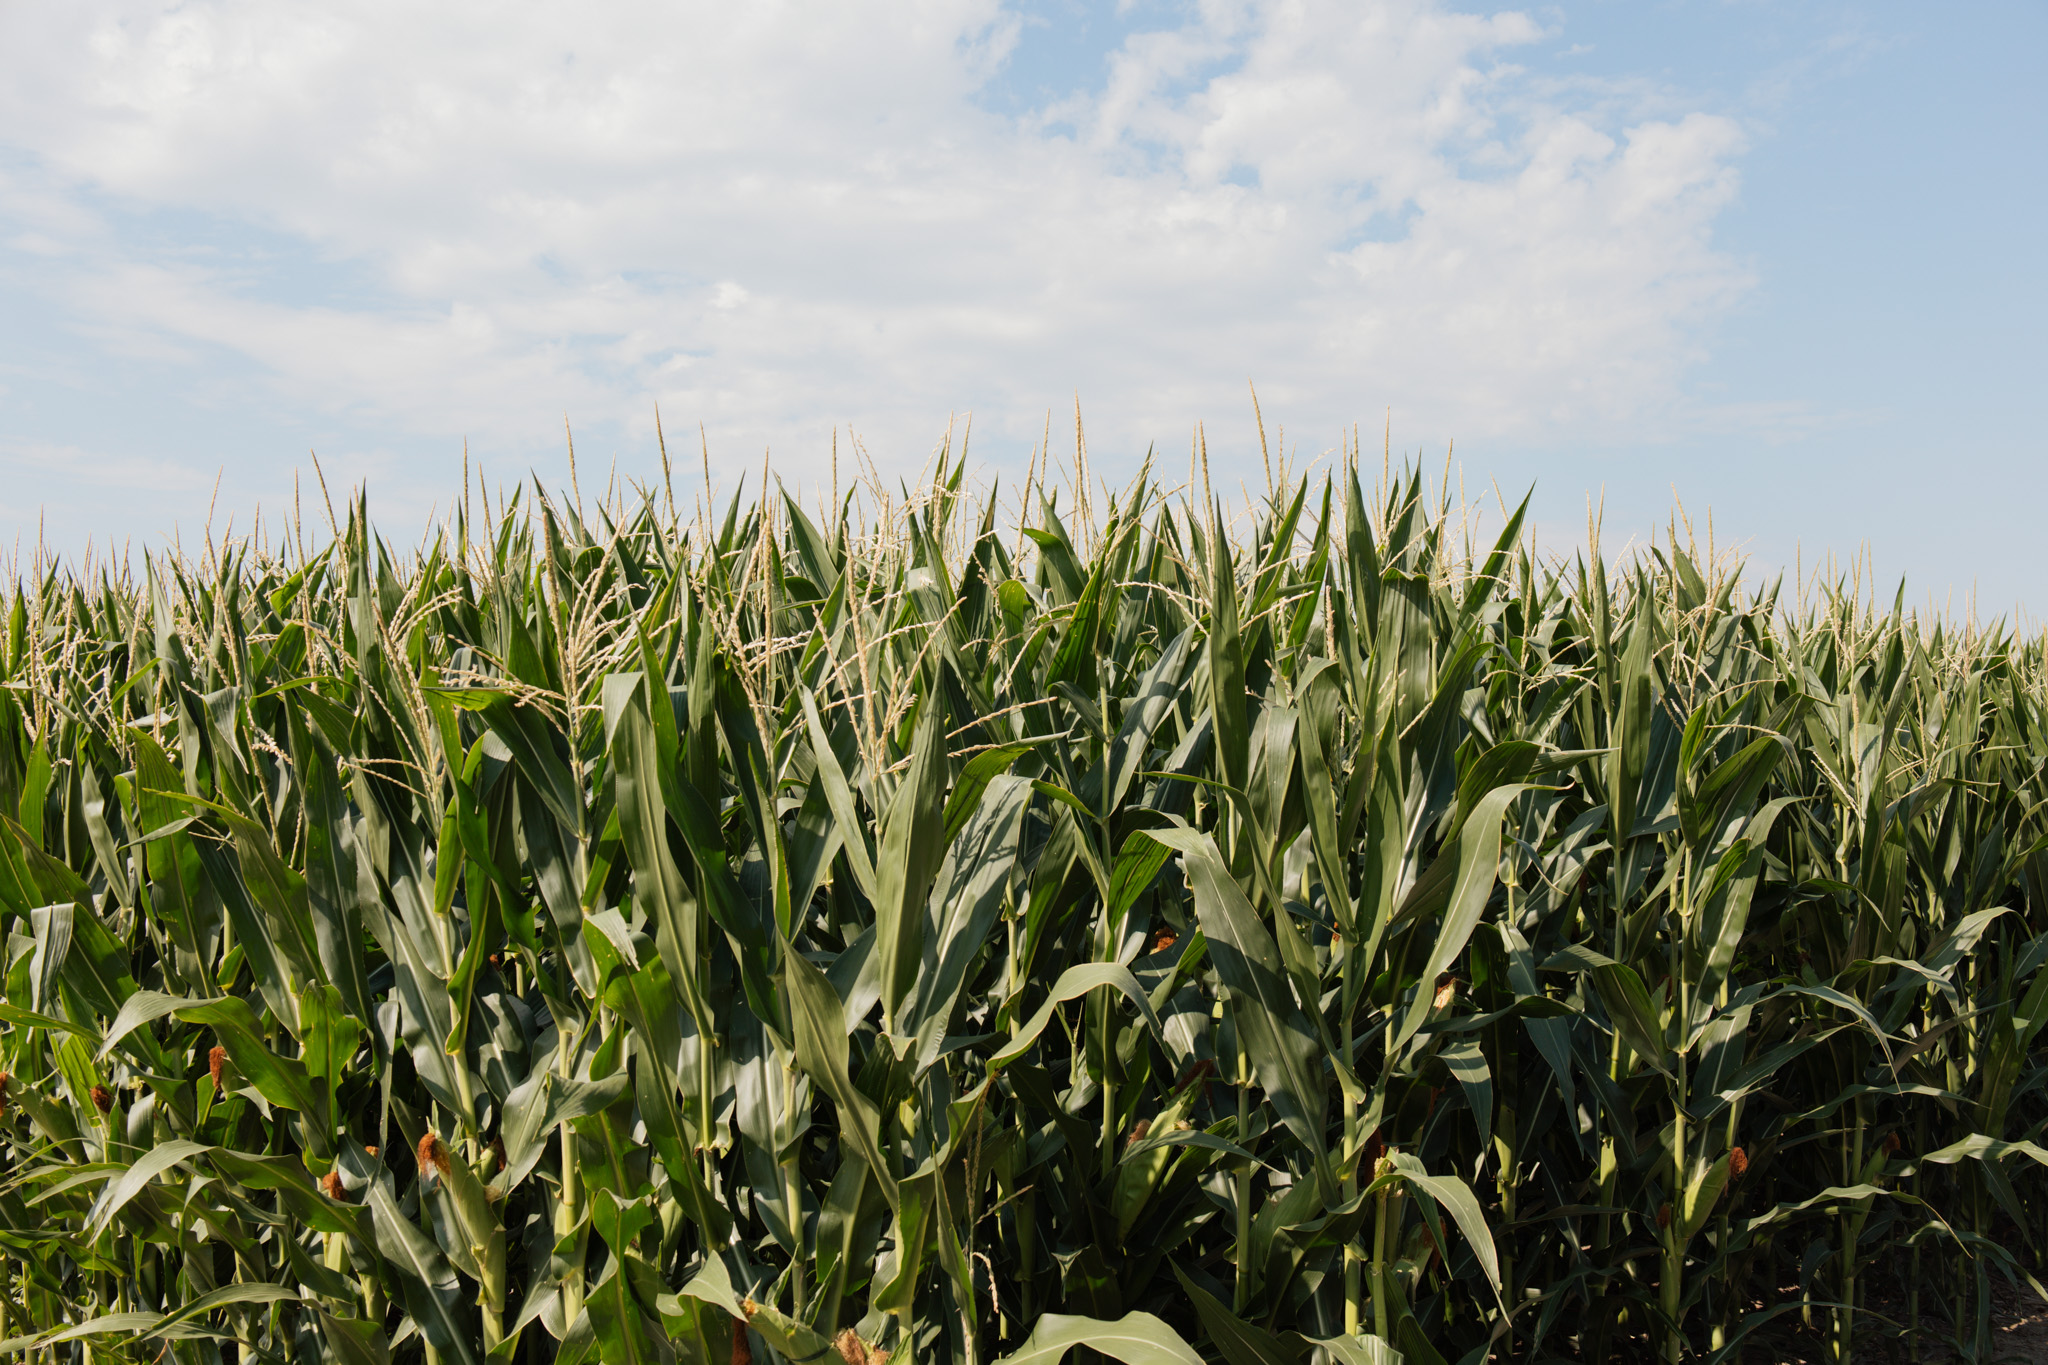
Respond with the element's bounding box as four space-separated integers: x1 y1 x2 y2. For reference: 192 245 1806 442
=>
0 1 2041 615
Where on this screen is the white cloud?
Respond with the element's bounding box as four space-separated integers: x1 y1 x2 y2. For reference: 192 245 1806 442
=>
0 0 1752 494
0 440 216 544
2 438 210 491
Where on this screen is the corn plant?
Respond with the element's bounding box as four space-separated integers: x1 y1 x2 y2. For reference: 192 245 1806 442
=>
0 437 2045 1365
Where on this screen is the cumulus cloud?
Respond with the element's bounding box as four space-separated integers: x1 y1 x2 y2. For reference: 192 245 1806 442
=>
0 0 1751 496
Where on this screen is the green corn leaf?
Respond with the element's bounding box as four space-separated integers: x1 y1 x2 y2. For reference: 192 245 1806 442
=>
675 1253 840 1363
873 696 950 1030
605 670 719 1044
1591 960 1674 1079
287 703 377 1028
1150 824 1335 1201
1307 1333 1405 1365
800 687 879 903
152 1284 309 1337
943 742 1039 847
1207 524 1251 796
1120 1125 1274 1171
299 981 362 1123
209 1147 368 1237
84 1139 212 1240
102 990 321 1111
992 1312 1205 1365
1173 1263 1307 1365
1391 784 1531 1055
367 1182 483 1365
1679 1150 1735 1241
7 1313 179 1349
316 1311 392 1365
584 1260 665 1365
901 774 1031 1073
1386 1152 1502 1300
986 961 1166 1070
783 934 899 1211
1918 1134 2048 1169
1690 797 1798 1020
1103 625 1200 816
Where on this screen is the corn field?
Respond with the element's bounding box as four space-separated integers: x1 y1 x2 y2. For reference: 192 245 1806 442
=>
2 438 2047 1365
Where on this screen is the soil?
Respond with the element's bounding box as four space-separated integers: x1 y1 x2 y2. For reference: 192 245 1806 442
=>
1727 1273 2048 1364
